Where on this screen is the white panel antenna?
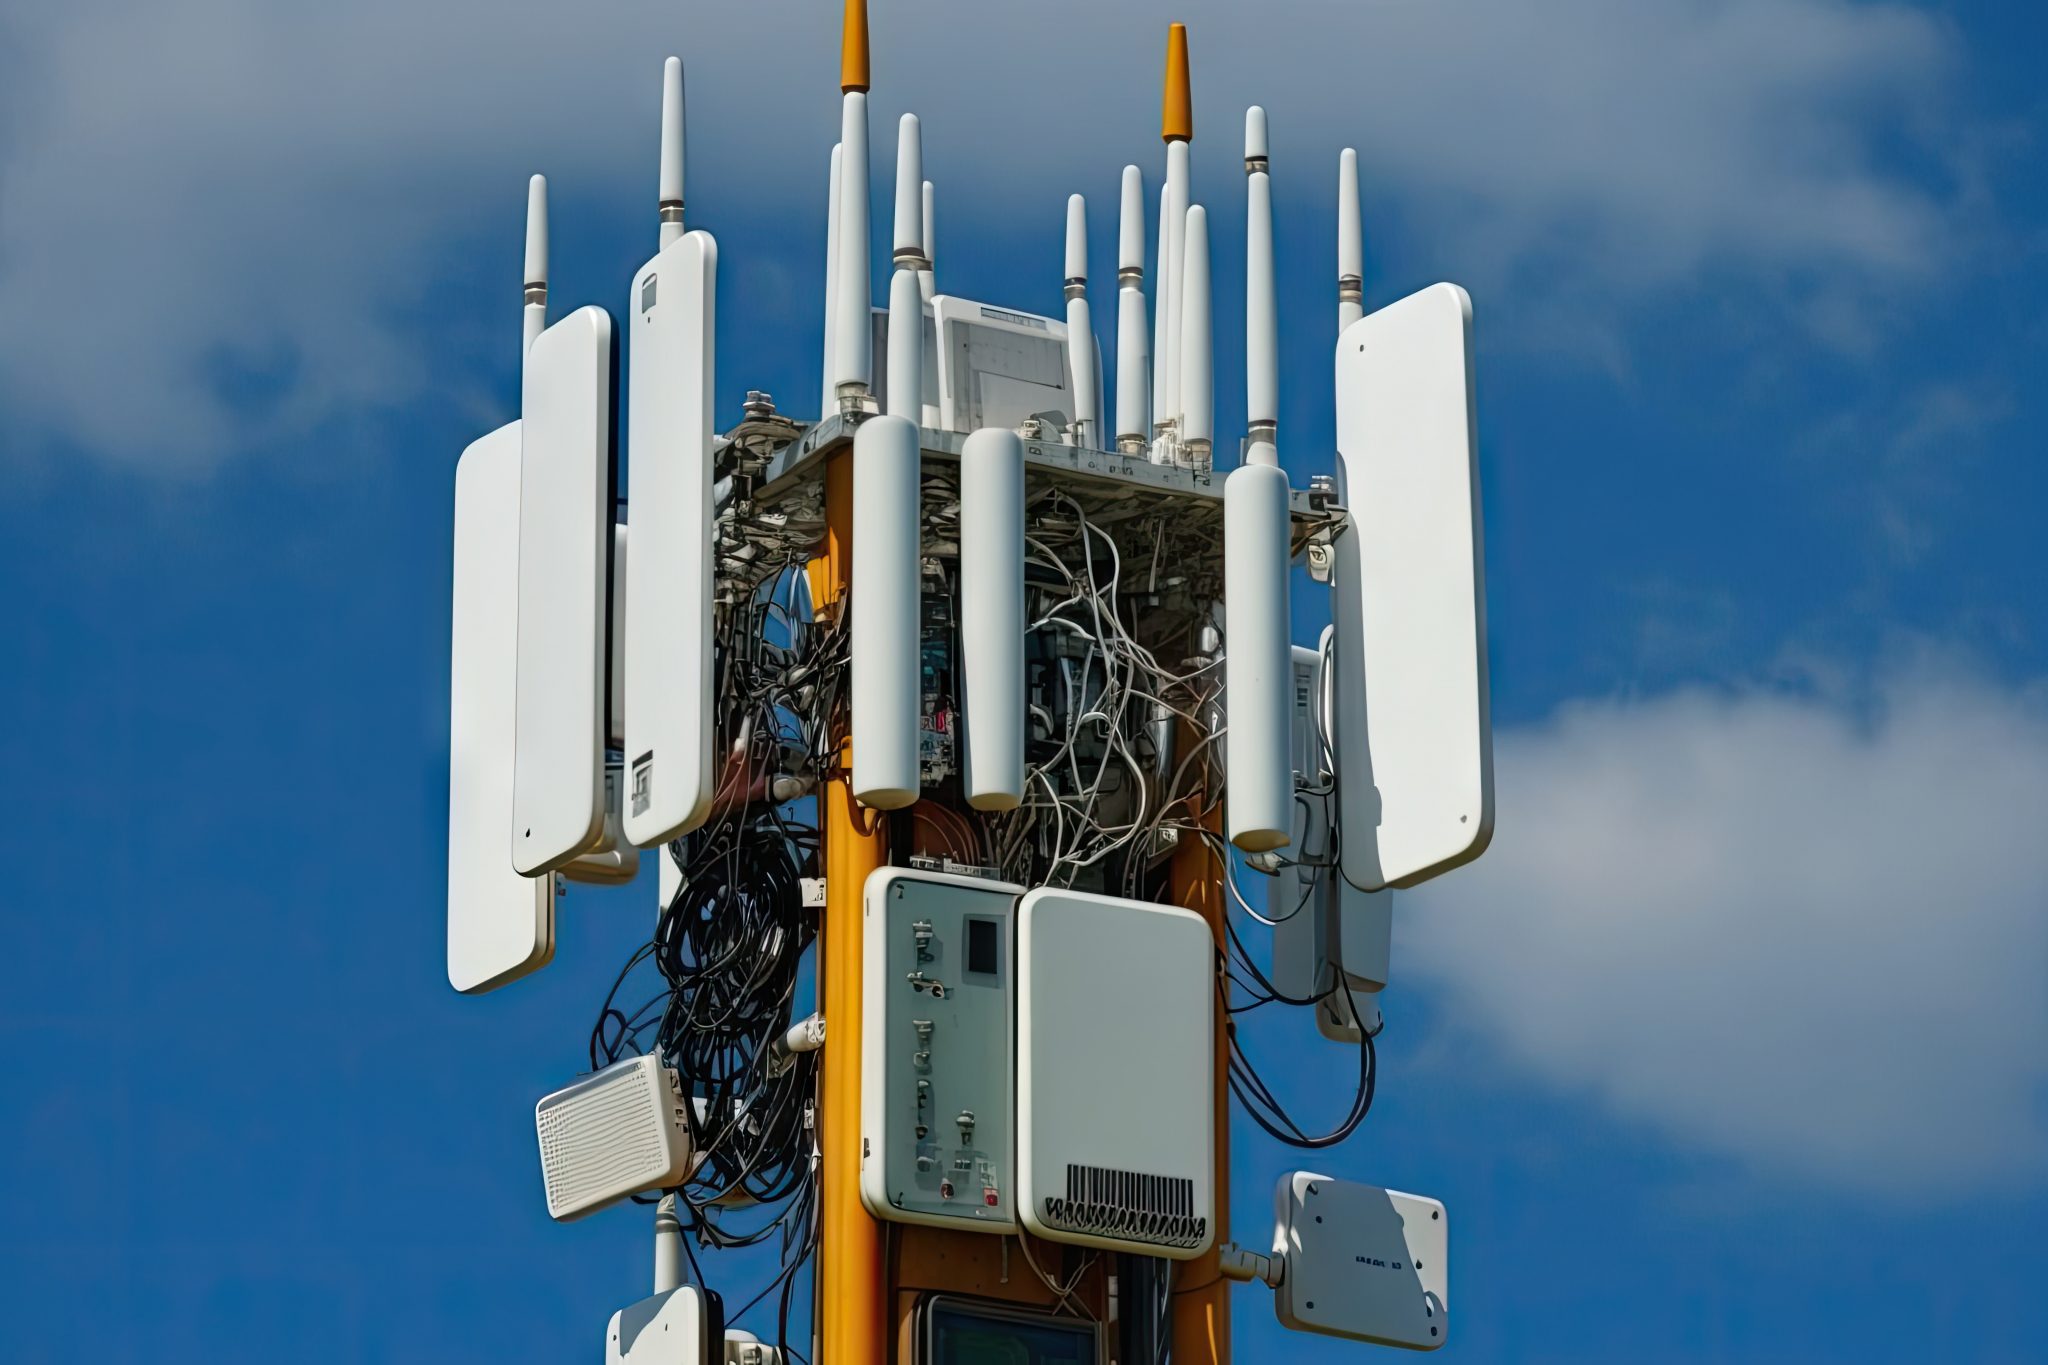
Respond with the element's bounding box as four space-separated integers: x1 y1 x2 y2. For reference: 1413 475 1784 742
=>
1332 283 1492 890
1017 889 1215 1259
1062 195 1099 448
959 428 1024 810
535 1053 696 1221
448 421 554 993
512 304 618 875
1272 1172 1448 1350
624 56 718 850
1114 165 1150 453
604 1286 723 1365
850 411 921 809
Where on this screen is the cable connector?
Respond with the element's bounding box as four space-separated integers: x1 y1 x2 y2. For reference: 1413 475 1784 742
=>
1217 1242 1283 1288
766 1013 826 1078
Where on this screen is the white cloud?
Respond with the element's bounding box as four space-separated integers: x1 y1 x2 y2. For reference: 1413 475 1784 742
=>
0 0 1974 471
1402 662 2048 1198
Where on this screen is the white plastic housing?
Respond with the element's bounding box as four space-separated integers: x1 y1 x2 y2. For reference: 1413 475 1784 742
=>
1273 1172 1447 1350
959 428 1025 810
1223 462 1292 850
535 1053 694 1222
605 1285 721 1365
1115 165 1149 446
833 94 871 398
513 305 617 876
1270 643 1333 1007
1017 889 1215 1259
448 422 554 994
860 867 1024 1232
1177 204 1212 455
623 231 717 848
851 414 922 809
928 295 1073 436
1332 284 1492 890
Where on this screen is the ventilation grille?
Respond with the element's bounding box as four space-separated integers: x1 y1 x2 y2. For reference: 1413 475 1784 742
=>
1039 1163 1207 1251
535 1055 690 1221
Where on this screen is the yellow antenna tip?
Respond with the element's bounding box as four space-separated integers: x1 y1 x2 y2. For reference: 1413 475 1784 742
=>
841 0 871 92
1161 22 1192 143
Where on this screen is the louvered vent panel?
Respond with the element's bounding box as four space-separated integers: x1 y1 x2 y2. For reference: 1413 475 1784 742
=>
1038 1162 1209 1252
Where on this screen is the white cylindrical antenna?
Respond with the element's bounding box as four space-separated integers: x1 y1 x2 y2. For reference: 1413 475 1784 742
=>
832 2 873 410
658 57 686 248
1245 107 1278 467
851 414 922 810
654 1194 683 1294
821 143 842 417
960 427 1026 810
893 115 925 269
1158 140 1190 451
1154 23 1193 458
1338 147 1363 334
833 92 872 408
1150 179 1172 458
1115 165 1150 453
523 174 548 362
1177 203 1212 466
919 180 936 301
1064 194 1099 448
886 269 922 419
1224 458 1294 852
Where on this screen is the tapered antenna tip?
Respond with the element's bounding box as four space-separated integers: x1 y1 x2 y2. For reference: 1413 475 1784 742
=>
1161 23 1192 143
841 0 871 92
1066 194 1088 283
524 175 548 286
1245 105 1268 162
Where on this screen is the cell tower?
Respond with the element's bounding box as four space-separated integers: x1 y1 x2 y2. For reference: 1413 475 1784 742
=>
446 5 1490 1362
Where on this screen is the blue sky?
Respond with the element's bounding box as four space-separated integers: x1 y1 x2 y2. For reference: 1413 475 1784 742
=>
3 1 2045 1361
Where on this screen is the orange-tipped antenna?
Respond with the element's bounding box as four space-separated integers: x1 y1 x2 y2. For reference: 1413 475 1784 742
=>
841 0 871 92
1161 23 1192 143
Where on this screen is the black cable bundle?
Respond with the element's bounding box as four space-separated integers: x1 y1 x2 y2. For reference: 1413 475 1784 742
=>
652 820 815 1213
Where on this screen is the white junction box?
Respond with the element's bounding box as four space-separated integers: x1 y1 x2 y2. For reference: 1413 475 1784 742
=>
1332 282 1492 892
1273 1171 1448 1350
929 296 1078 435
604 1286 723 1365
446 421 554 994
1017 889 1215 1258
623 230 718 849
861 867 1021 1231
535 1053 694 1222
513 304 619 876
